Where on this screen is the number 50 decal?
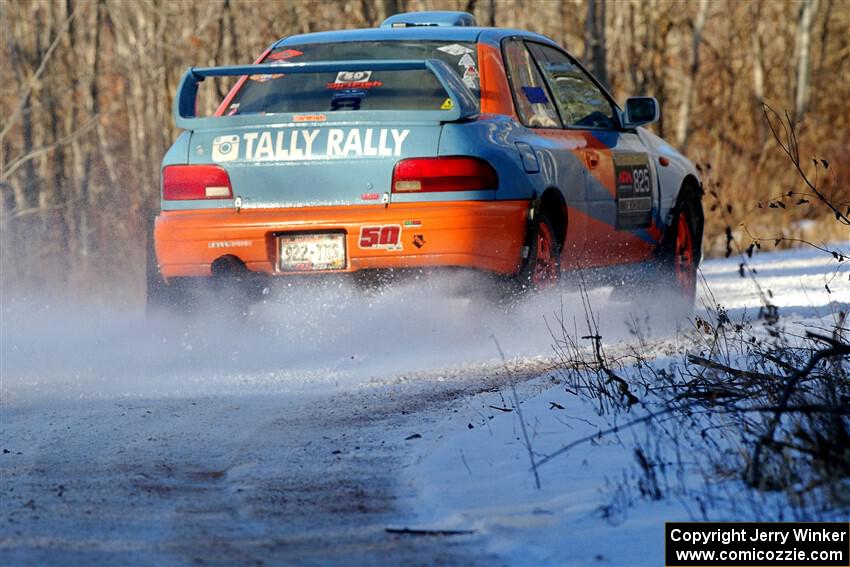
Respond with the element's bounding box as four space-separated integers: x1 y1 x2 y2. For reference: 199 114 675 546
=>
359 225 402 250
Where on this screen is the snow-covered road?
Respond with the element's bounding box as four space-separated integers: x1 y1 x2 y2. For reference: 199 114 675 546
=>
1 245 847 566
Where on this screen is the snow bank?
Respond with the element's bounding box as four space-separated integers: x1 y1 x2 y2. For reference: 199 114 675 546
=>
405 244 849 566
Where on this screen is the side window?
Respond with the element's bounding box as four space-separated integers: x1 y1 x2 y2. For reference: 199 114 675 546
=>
502 39 560 128
527 43 617 130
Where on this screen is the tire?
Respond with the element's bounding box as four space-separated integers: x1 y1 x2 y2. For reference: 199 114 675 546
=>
608 195 699 320
146 271 195 316
606 262 656 301
511 212 561 296
660 195 700 309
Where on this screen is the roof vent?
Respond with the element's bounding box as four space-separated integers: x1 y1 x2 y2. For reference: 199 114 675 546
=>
380 11 478 28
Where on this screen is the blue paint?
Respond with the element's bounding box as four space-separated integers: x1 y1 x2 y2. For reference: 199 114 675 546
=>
276 27 484 47
588 129 620 149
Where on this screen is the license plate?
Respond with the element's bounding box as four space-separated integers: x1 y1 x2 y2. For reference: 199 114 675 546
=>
278 233 346 272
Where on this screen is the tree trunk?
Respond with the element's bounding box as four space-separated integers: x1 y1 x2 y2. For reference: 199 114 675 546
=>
584 0 608 90
360 0 376 27
675 0 709 150
793 0 818 122
383 0 402 19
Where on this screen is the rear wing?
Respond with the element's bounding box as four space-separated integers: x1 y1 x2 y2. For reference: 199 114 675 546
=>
173 59 479 131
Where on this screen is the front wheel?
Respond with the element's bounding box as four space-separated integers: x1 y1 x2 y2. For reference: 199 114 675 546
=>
672 206 697 302
659 196 700 310
608 197 699 320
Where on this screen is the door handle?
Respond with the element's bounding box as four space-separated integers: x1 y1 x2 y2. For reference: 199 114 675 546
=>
584 150 600 169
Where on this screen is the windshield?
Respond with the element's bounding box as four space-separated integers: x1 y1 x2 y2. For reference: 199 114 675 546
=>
225 41 480 115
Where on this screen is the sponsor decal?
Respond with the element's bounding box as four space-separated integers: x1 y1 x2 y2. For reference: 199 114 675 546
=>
331 89 368 111
210 128 410 161
249 60 287 82
454 51 478 90
267 49 303 60
211 134 240 161
437 43 474 56
403 220 422 227
208 240 252 249
412 234 426 249
334 70 372 83
333 89 368 99
227 103 240 116
328 70 382 90
521 86 549 104
327 80 382 90
359 225 402 250
458 53 475 68
293 113 327 122
462 67 479 90
360 192 380 201
440 98 454 110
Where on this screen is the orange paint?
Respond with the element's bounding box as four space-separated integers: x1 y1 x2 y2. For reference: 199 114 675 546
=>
155 201 530 279
561 207 655 269
478 43 516 118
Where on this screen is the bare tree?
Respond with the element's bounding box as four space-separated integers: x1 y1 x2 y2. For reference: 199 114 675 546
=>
584 0 608 89
675 0 708 150
383 0 403 19
793 0 819 122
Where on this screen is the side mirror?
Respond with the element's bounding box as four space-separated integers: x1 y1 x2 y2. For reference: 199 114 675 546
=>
623 97 659 128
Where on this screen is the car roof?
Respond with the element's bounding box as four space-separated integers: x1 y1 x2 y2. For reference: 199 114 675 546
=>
274 27 558 49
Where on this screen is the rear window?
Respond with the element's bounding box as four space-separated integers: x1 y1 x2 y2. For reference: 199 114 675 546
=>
225 41 480 115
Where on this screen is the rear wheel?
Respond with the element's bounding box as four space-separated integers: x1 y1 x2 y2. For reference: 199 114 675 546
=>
511 212 561 295
144 220 190 316
146 273 259 318
146 270 195 316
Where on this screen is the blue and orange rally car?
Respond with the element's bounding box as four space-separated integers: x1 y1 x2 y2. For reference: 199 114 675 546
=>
148 10 703 311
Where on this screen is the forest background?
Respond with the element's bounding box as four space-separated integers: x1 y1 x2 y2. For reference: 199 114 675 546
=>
2 0 848 298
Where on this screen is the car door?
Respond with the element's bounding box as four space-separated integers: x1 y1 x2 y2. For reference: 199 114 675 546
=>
525 42 658 268
500 38 590 261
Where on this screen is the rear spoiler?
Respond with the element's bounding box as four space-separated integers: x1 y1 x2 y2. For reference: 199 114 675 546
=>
173 59 479 131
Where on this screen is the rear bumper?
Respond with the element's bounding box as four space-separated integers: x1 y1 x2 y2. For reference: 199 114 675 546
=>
154 201 529 279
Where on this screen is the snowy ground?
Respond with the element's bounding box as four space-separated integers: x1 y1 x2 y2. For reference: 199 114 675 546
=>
1 244 847 566
404 244 849 566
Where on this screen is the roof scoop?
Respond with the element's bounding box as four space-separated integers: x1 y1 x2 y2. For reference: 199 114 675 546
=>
381 11 477 28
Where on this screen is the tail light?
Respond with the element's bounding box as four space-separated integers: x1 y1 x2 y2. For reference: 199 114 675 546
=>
392 157 498 193
162 165 233 200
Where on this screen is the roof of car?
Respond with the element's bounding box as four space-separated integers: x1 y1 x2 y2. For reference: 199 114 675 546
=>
274 27 557 48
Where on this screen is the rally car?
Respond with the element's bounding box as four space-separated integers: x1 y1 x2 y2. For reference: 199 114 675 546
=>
148 10 703 311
